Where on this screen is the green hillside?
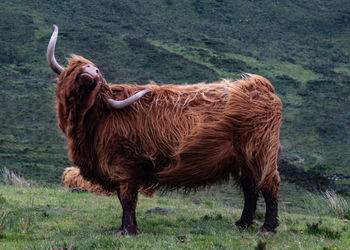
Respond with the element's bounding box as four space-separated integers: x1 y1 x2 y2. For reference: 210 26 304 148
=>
0 0 350 186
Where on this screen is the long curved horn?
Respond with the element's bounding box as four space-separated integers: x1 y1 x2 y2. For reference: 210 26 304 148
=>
47 25 63 74
108 89 151 109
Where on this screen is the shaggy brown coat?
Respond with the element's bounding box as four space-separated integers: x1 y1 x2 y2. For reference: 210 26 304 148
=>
55 55 282 235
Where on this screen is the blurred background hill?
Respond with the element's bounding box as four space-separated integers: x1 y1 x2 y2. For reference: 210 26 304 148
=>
0 0 349 193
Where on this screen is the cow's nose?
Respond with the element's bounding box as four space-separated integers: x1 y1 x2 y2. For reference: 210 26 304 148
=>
83 64 99 76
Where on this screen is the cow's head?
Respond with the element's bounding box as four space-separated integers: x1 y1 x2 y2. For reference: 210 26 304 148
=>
47 25 151 109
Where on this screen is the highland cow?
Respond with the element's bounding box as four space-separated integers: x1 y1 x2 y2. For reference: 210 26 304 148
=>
47 25 282 235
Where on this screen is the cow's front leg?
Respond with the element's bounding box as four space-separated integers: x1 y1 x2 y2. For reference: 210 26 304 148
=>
117 182 139 236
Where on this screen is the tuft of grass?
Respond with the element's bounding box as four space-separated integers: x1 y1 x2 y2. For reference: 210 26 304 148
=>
0 168 36 235
0 193 6 206
22 188 34 234
255 240 267 250
1 167 32 187
306 220 341 239
0 210 8 239
0 194 8 239
323 190 349 219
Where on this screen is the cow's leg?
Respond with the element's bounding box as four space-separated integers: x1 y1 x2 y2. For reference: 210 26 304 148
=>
116 188 125 232
261 171 280 233
235 178 259 228
116 182 139 236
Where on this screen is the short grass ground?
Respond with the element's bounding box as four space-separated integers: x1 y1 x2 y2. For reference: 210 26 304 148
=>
1 184 349 249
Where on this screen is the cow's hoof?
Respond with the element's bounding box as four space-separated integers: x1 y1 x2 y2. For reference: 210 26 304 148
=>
235 219 253 228
260 225 277 235
116 229 137 237
116 229 125 237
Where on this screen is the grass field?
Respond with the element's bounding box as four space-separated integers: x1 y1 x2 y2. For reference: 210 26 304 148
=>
1 183 350 249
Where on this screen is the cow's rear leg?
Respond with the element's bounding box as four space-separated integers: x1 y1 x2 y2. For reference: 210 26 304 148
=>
116 182 139 236
235 178 259 228
261 171 280 233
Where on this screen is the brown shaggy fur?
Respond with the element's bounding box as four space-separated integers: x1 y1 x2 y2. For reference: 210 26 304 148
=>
54 55 282 235
62 167 156 197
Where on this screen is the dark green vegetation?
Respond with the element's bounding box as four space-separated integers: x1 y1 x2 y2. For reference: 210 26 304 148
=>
0 0 350 192
1 185 349 249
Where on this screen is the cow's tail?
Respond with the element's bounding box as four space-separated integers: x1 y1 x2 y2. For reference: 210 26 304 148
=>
63 166 156 197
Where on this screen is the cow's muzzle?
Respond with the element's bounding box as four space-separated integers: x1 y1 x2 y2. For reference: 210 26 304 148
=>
77 64 101 88
80 64 100 79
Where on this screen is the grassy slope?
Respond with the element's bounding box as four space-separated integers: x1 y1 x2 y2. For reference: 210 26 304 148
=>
1 185 349 249
0 0 350 184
